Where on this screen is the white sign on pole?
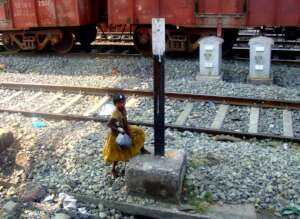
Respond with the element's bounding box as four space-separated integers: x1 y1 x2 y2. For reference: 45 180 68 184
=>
152 18 165 56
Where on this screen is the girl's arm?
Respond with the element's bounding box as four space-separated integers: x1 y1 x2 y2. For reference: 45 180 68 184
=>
107 118 120 136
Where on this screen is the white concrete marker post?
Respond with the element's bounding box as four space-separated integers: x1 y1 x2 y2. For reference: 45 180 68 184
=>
248 36 274 85
197 36 224 80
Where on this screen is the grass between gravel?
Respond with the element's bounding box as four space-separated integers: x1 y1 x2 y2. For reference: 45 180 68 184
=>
183 157 216 214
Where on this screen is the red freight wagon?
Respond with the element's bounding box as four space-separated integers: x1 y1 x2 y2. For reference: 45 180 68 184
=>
247 0 300 27
107 0 300 54
0 0 100 53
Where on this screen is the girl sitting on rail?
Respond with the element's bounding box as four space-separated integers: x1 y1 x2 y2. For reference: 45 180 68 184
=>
103 94 150 177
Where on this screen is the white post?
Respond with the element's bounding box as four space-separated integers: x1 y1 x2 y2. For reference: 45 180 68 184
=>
248 36 274 85
197 36 224 80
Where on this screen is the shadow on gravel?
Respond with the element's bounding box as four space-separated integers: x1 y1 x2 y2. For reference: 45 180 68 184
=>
0 140 19 177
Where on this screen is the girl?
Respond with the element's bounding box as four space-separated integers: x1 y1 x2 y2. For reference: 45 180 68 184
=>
103 94 150 177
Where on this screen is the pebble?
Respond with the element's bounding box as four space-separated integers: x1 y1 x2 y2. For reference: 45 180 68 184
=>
2 200 20 214
99 212 107 218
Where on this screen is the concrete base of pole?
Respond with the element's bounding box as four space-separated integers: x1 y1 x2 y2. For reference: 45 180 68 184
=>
125 150 186 203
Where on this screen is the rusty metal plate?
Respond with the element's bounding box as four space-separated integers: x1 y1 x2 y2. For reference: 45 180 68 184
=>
0 0 100 31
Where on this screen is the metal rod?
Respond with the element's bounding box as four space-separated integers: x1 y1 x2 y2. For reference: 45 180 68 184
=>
153 55 165 156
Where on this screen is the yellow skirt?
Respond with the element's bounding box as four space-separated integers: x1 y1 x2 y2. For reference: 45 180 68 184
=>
103 125 145 163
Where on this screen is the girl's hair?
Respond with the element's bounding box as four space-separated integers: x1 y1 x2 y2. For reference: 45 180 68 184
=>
113 93 126 105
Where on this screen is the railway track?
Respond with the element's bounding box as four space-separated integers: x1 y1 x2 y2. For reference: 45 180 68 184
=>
0 82 300 143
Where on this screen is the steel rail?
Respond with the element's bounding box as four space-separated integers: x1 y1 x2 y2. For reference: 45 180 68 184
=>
1 82 300 110
1 108 299 143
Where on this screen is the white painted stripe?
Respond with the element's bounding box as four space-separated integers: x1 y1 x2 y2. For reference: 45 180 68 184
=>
248 107 260 134
0 90 23 104
54 94 82 114
84 96 110 116
283 110 294 137
211 104 229 129
175 103 194 126
33 93 63 111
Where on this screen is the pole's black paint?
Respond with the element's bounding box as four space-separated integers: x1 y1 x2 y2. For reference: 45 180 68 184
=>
153 54 165 156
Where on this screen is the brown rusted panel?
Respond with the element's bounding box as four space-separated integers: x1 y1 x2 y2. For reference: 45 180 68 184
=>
55 0 79 26
108 0 194 25
196 0 246 28
160 0 194 25
135 0 158 24
198 0 220 14
77 0 100 25
195 17 245 28
37 0 57 26
11 0 38 29
109 0 245 27
198 0 245 14
0 0 100 31
276 0 300 26
247 0 276 26
108 0 130 24
0 1 13 29
247 0 300 27
221 0 245 14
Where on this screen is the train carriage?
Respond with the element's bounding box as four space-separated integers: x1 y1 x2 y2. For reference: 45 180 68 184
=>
0 0 100 53
0 0 299 54
106 0 300 54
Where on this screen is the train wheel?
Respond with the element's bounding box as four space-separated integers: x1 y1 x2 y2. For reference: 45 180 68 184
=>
77 25 97 52
52 30 74 54
133 26 152 56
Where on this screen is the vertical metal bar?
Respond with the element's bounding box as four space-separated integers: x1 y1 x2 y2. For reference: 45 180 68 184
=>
153 55 165 156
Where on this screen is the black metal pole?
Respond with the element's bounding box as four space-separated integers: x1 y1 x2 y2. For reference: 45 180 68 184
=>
153 54 165 156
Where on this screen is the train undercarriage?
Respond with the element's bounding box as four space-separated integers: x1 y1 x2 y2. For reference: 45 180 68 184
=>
1 25 97 53
1 24 299 55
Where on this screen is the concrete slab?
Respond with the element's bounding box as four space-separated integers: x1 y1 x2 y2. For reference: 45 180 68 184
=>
208 204 257 219
248 107 259 134
126 150 187 203
211 104 229 129
175 103 194 126
283 110 294 137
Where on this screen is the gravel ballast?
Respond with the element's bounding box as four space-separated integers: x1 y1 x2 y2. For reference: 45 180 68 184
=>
0 53 300 217
0 54 299 102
